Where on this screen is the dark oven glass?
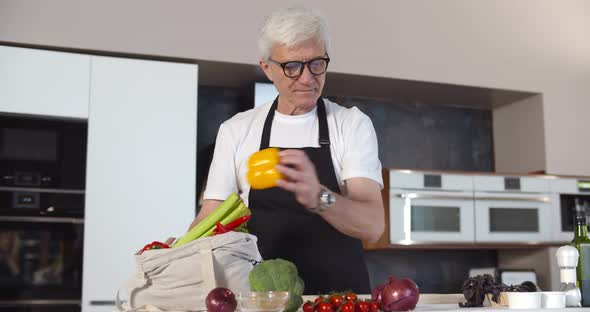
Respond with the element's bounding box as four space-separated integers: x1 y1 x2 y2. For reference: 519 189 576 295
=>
411 205 461 232
0 220 83 305
560 194 590 232
489 208 539 232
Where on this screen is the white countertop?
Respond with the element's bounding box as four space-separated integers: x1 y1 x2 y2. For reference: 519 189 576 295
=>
301 294 590 312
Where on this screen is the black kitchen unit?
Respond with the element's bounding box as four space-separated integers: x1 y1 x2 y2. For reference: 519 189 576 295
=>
0 114 87 311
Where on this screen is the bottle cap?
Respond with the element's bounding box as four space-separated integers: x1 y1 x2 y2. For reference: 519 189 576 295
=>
556 245 579 267
575 216 587 226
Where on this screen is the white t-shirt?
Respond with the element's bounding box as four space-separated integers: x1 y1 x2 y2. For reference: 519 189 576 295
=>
203 98 383 206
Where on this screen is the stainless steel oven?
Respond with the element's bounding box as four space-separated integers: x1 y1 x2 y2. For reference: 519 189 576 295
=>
0 114 86 311
473 176 552 243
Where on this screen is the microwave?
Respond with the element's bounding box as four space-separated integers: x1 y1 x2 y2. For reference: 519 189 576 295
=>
0 114 87 190
0 115 87 218
473 176 552 243
549 177 590 242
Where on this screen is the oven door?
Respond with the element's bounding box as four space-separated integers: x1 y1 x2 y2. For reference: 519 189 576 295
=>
0 217 83 310
390 190 475 244
474 192 551 242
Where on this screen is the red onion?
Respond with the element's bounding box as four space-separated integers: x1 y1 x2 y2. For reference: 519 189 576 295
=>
372 276 420 311
206 287 237 312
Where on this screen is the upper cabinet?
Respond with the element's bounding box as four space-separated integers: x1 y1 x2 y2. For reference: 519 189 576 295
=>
0 45 90 119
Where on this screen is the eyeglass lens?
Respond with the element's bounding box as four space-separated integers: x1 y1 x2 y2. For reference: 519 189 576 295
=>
283 59 328 77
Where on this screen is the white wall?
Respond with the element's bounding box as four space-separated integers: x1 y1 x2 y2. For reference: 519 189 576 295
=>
1 0 589 175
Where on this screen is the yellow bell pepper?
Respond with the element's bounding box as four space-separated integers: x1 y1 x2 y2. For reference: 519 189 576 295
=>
247 147 283 190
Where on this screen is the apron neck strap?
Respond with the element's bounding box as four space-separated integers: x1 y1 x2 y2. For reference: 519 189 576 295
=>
259 96 330 150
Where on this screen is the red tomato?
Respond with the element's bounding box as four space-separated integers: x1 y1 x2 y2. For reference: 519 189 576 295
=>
355 301 369 312
314 296 325 304
303 301 314 312
369 301 379 312
344 292 358 303
329 294 343 308
341 301 355 312
315 302 333 312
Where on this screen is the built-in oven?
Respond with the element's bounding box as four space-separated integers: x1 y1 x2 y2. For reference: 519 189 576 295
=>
0 218 83 311
549 177 590 242
389 171 475 244
473 176 552 243
0 114 86 311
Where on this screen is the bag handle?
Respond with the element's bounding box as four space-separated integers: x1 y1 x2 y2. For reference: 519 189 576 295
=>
115 263 149 311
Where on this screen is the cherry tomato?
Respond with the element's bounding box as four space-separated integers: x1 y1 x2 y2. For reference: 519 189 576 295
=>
341 301 355 312
344 292 358 303
303 301 314 312
369 301 379 312
315 302 333 312
314 296 325 304
355 301 369 312
329 294 343 308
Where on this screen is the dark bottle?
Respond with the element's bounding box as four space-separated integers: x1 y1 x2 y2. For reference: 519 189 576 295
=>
571 210 590 306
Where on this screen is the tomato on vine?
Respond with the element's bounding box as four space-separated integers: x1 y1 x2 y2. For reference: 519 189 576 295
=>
368 301 379 312
341 301 355 312
315 301 333 312
329 294 343 308
344 292 358 302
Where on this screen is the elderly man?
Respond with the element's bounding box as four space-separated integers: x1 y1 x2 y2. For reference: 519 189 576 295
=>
192 7 384 294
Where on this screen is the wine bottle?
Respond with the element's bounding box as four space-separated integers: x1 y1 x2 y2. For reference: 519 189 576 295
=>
571 208 590 306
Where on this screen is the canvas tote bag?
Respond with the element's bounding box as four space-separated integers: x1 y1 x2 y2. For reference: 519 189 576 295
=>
115 231 262 312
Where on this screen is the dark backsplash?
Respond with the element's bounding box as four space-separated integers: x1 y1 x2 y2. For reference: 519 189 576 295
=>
197 86 497 294
365 249 497 294
328 96 494 172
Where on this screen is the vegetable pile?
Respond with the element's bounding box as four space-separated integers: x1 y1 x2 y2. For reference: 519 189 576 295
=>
248 258 304 312
172 193 251 248
459 274 539 308
372 276 419 311
303 292 380 312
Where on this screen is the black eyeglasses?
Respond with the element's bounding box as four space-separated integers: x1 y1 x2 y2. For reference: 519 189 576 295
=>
268 55 330 78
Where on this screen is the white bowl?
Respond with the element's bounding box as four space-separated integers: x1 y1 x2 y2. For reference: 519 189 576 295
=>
541 291 566 309
506 292 542 309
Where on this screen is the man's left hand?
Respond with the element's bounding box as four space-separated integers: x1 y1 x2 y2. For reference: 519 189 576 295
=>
275 149 321 209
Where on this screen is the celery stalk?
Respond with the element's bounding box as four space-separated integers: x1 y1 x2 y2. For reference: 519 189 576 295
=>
200 202 251 238
172 193 240 248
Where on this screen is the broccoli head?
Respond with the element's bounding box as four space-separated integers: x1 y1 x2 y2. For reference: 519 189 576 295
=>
249 258 305 312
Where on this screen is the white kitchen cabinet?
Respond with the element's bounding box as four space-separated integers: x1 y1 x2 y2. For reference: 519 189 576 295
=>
82 56 197 312
0 45 90 119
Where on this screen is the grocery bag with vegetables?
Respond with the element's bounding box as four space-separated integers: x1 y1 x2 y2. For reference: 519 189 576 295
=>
116 194 261 312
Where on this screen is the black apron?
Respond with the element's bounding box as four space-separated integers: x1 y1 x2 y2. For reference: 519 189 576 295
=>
248 97 371 295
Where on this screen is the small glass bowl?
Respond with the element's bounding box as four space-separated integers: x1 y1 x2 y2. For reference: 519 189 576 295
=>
236 291 290 312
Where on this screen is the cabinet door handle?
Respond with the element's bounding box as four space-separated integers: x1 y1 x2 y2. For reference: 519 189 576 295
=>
90 300 117 306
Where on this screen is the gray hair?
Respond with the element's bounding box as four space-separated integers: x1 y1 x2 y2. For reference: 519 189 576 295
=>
258 7 330 60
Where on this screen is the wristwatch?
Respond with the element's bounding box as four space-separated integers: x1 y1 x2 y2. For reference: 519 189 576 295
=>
309 185 335 213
